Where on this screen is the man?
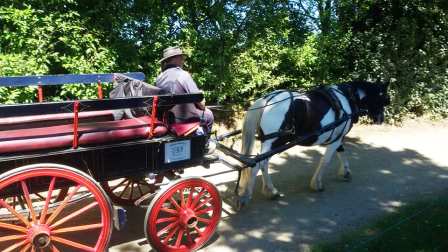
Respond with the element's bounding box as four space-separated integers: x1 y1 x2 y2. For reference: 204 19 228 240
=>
155 46 215 152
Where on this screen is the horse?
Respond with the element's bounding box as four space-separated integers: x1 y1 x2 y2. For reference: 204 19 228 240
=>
236 80 390 209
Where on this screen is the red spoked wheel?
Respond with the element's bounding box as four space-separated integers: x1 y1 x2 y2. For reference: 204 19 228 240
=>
145 177 222 252
101 175 164 206
0 163 113 252
1 187 68 222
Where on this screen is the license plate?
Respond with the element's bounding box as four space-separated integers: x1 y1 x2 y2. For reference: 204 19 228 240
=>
164 140 191 163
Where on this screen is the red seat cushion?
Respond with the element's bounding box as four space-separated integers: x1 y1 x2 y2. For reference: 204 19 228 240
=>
0 110 115 130
169 121 200 137
0 116 167 154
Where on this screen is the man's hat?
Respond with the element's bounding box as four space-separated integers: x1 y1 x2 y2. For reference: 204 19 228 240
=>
159 46 186 63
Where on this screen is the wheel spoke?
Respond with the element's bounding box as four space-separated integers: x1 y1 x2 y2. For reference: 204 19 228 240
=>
162 226 179 245
129 182 135 200
50 201 98 229
52 223 103 234
3 239 28 252
160 207 178 215
19 243 31 252
155 216 178 224
179 189 185 208
46 184 81 225
52 236 95 252
196 216 211 224
137 184 144 196
190 189 206 209
195 207 214 216
110 178 128 192
157 220 179 237
51 244 61 252
0 221 28 233
186 187 194 208
40 177 56 224
118 180 131 198
0 234 27 243
193 226 203 236
169 196 181 211
193 196 213 211
0 199 30 227
21 181 37 223
186 228 194 245
175 228 184 248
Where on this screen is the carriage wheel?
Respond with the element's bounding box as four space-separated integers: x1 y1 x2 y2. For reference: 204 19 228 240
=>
1 187 69 221
101 175 164 206
0 163 113 252
145 177 221 252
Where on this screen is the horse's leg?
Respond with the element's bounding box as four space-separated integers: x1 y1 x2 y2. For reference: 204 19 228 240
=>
259 140 282 200
310 140 341 191
336 145 352 181
237 162 262 210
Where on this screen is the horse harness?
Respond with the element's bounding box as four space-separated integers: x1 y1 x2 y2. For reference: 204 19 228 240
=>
257 90 296 141
258 85 361 145
314 86 351 145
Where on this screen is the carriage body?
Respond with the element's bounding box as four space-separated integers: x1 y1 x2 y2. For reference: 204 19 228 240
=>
0 73 221 252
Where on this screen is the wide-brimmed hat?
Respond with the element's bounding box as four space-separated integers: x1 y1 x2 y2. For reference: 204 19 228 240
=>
159 46 186 63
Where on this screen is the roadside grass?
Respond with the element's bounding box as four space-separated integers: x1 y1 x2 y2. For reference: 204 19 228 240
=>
313 195 448 252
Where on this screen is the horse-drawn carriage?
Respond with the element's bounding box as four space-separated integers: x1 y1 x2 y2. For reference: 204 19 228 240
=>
0 71 390 251
0 72 222 252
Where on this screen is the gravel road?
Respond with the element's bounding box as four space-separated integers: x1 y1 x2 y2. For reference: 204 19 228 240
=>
109 119 448 252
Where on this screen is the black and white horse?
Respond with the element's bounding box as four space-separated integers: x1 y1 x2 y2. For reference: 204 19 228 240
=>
237 81 390 208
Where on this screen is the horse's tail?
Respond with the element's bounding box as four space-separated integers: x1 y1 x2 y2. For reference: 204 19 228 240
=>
241 98 266 155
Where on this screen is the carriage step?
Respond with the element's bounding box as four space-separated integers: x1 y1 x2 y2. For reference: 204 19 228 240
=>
113 206 127 231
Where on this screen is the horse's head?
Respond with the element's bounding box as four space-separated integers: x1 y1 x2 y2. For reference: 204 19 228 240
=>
355 81 390 124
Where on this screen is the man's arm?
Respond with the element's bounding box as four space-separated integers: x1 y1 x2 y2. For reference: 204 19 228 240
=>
181 71 206 110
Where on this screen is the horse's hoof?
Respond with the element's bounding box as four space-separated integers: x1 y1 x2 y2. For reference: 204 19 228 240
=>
235 198 247 211
310 185 325 192
310 183 324 192
270 192 285 200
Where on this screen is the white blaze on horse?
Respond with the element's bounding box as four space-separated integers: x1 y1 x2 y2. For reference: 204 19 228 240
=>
237 81 390 208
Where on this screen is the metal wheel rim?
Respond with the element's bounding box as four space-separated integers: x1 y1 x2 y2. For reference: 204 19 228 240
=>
144 177 222 252
0 163 113 252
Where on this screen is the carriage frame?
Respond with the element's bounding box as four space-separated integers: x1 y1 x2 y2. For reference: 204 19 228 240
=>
0 72 220 252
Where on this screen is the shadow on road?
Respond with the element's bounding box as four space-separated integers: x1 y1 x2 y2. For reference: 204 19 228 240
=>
109 135 448 251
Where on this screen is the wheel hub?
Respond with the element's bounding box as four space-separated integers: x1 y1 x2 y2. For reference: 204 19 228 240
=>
179 208 198 228
28 224 51 249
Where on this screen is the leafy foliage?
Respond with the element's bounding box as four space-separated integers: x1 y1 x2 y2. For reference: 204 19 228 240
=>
0 1 447 120
0 5 116 102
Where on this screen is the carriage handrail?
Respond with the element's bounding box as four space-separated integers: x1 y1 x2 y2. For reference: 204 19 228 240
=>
0 93 204 118
0 72 145 87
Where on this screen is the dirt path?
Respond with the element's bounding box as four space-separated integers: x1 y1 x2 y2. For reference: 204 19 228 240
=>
109 119 448 252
